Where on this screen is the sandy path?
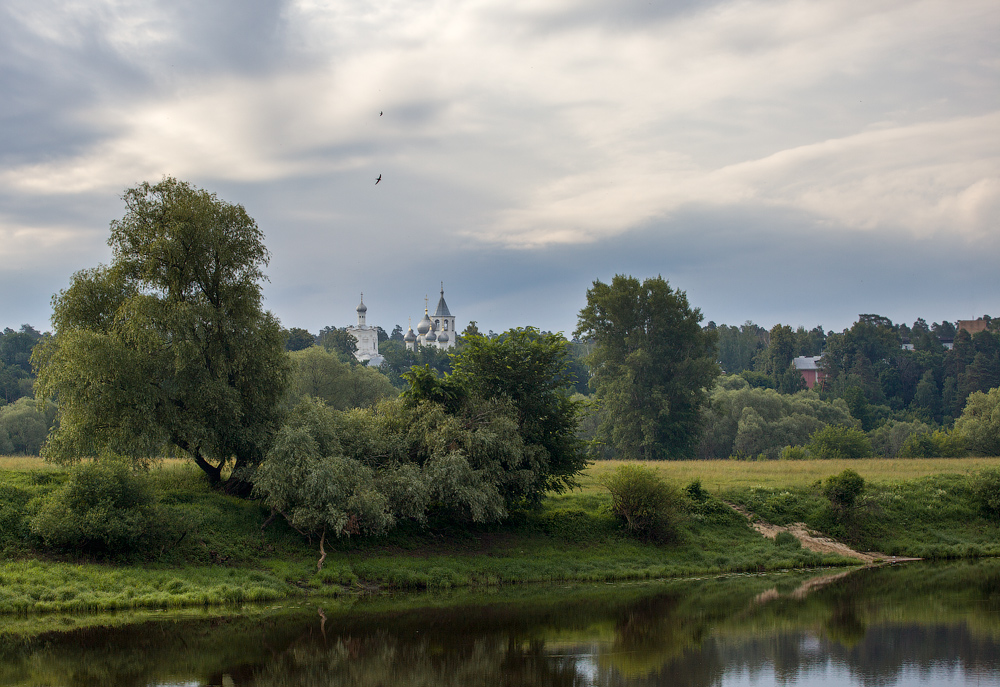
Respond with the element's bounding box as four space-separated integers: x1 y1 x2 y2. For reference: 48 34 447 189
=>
727 503 919 564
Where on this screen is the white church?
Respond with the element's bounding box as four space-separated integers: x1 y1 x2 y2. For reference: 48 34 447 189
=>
347 285 456 364
404 284 456 352
346 294 384 366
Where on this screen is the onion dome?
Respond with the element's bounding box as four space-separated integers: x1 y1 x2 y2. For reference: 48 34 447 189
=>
356 294 367 313
437 331 449 344
417 309 431 335
404 327 417 343
425 323 437 343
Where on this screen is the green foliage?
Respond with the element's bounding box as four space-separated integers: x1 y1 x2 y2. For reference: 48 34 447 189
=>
823 469 865 510
807 425 873 460
600 464 682 540
317 327 357 359
0 326 43 405
400 364 466 411
685 479 708 502
712 321 768 375
697 381 853 460
868 419 933 458
29 459 168 558
0 398 56 455
448 328 586 493
32 178 291 489
898 429 965 458
781 446 810 460
253 390 539 555
756 324 795 379
773 531 801 549
253 424 395 544
969 469 1000 519
575 275 720 460
740 370 775 389
284 327 315 351
288 346 396 410
954 387 1000 456
377 340 453 388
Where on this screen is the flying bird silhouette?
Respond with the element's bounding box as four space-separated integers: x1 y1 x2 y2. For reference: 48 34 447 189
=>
375 174 381 185
380 111 383 116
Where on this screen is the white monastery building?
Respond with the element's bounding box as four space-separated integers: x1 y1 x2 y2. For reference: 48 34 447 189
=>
346 294 383 365
404 284 456 352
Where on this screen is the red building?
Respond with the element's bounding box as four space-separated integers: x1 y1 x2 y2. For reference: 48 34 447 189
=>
793 355 826 389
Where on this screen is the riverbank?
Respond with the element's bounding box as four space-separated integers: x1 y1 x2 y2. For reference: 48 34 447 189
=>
3 560 1000 686
1 457 997 614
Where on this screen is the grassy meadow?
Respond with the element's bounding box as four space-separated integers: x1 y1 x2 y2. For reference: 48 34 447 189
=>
575 457 1000 492
0 454 998 614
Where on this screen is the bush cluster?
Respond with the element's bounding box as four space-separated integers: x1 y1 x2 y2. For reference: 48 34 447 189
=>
600 464 682 541
970 469 1000 520
808 425 873 460
30 458 170 558
823 469 865 510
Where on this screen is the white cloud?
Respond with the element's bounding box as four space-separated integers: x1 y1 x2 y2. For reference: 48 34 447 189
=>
1 0 997 281
0 218 105 266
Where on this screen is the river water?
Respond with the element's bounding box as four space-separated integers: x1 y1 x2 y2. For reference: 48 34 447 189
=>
2 560 999 686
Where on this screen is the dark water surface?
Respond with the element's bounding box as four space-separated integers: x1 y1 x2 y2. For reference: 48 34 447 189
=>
2 560 1000 686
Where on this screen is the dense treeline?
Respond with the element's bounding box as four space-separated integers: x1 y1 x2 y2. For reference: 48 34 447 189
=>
708 315 998 424
686 314 1000 460
0 326 57 455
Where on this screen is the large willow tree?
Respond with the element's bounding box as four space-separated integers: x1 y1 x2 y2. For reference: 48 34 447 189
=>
575 275 720 460
33 178 290 492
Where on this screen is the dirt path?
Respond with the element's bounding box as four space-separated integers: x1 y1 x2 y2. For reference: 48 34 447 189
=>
727 503 920 564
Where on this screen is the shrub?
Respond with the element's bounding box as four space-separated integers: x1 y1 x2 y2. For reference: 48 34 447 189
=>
823 469 865 510
899 430 965 458
970 469 1000 519
600 464 682 541
808 425 872 460
30 458 167 557
685 479 709 502
781 446 810 460
774 531 801 549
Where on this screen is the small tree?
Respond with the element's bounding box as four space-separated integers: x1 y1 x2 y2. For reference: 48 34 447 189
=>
823 469 865 510
601 464 682 541
253 404 396 570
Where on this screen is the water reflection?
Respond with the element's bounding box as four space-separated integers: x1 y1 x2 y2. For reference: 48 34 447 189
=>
2 561 1000 686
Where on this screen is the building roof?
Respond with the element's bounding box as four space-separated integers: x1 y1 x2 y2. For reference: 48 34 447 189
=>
433 284 452 317
793 355 822 371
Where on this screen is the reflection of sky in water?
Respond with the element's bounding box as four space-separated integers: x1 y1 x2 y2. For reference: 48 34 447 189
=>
721 664 1000 687
559 631 1000 687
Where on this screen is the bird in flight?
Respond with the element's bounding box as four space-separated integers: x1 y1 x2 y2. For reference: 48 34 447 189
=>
375 174 381 185
380 111 383 116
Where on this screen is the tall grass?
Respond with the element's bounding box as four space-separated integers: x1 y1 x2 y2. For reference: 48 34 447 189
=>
578 458 1000 494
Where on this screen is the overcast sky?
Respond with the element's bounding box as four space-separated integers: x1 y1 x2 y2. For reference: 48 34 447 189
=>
2 0 998 338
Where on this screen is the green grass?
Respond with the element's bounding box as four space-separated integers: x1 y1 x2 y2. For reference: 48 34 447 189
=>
0 560 292 613
3 455 998 614
725 471 1000 559
578 457 1000 492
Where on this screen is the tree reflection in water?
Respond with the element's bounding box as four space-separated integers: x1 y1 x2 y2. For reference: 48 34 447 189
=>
2 561 1000 686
